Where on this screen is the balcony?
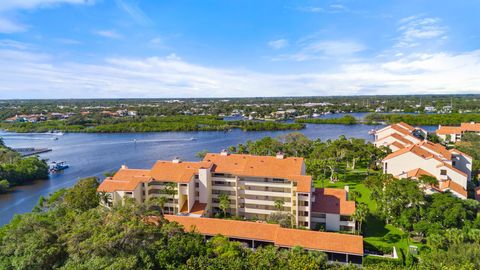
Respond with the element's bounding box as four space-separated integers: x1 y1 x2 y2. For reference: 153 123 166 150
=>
243 189 291 198
241 180 292 189
243 198 292 207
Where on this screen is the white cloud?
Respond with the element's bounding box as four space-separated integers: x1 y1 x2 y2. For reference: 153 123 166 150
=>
0 0 94 11
94 30 123 39
0 18 27 33
275 40 366 61
268 39 289 49
114 0 152 26
0 45 479 98
0 0 94 34
396 15 447 48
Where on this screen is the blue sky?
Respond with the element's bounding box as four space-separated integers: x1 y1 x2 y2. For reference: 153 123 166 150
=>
0 0 479 98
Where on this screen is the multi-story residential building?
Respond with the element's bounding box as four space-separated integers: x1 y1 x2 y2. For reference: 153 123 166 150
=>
436 122 480 143
374 122 426 152
97 151 356 232
375 123 473 199
382 140 472 199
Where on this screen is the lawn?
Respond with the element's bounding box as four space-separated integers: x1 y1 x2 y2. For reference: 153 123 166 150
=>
315 167 419 255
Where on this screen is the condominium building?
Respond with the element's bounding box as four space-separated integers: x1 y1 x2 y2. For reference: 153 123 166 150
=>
374 122 426 152
436 122 480 143
97 151 356 232
376 124 473 199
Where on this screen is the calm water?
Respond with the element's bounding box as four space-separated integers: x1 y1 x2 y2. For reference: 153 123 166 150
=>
0 123 436 225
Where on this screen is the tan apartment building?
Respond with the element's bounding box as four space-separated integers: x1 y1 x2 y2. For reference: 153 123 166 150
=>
436 122 480 143
97 151 356 232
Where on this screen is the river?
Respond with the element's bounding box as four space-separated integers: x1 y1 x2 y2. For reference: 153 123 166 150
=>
0 122 436 225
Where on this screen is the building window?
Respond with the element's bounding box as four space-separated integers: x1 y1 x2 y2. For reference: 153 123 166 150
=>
441 169 447 175
452 161 456 166
195 183 199 188
384 162 388 172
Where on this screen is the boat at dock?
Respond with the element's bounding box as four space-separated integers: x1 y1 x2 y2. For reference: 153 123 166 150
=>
49 161 69 173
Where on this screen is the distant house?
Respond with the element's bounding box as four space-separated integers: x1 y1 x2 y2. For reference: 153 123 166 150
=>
436 122 480 143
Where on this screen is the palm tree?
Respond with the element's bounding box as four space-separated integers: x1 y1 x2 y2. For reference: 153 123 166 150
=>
274 199 285 211
165 182 177 213
352 202 368 234
218 193 230 218
98 191 112 207
148 196 167 215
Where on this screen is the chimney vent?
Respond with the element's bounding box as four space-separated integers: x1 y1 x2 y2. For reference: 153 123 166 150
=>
276 152 285 159
220 149 229 156
172 157 182 163
344 185 349 200
121 164 128 169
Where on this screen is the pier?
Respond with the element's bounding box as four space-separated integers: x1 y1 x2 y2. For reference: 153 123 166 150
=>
13 148 52 157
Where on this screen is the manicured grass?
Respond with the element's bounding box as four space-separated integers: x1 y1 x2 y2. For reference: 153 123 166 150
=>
314 167 421 255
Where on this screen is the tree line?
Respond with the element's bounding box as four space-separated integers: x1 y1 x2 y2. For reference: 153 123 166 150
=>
0 115 304 133
0 139 49 193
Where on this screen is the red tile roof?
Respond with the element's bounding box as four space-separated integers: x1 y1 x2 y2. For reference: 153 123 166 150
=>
164 215 364 255
406 168 435 179
436 126 462 135
311 188 355 215
97 169 151 192
150 161 211 183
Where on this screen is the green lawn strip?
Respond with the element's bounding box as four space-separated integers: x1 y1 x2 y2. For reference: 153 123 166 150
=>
315 168 420 257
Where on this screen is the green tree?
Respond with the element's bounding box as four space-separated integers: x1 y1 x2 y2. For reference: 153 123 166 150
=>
63 177 100 212
352 202 368 234
0 179 9 193
218 193 230 217
274 199 285 211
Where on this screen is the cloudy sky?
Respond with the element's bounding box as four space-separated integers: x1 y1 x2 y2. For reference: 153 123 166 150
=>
0 0 479 98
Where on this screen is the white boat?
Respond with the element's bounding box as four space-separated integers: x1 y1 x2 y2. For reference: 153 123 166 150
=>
368 129 376 135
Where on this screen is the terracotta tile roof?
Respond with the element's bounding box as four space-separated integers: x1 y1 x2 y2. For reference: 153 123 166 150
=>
437 123 480 135
438 180 467 198
180 201 207 215
406 168 435 179
398 122 415 131
164 215 364 255
418 141 452 160
311 188 355 215
384 144 444 162
436 126 462 135
390 124 412 136
203 153 304 178
461 122 480 132
150 161 211 183
390 141 406 150
97 169 151 192
390 132 416 145
290 175 312 193
383 145 415 161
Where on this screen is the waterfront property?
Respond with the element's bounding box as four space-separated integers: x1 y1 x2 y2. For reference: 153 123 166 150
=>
374 122 426 152
97 150 356 232
375 123 472 199
436 122 480 143
156 215 364 264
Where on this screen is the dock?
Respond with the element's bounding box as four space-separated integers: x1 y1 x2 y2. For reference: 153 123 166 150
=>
13 148 52 157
